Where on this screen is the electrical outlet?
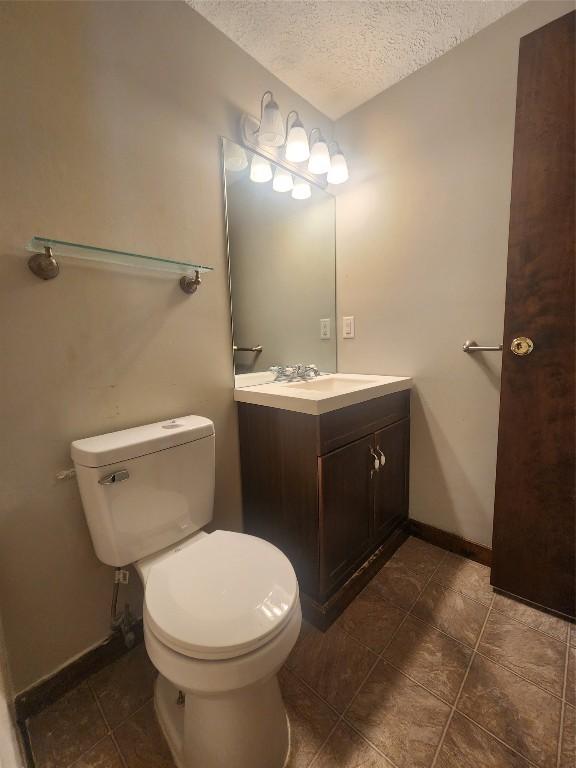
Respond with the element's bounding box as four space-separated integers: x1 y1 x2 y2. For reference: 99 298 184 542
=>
320 318 331 339
342 316 355 339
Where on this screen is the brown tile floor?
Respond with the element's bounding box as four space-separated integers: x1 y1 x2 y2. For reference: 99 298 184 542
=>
25 537 574 768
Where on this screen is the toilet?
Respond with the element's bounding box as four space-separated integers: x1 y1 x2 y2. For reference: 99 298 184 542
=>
71 415 301 768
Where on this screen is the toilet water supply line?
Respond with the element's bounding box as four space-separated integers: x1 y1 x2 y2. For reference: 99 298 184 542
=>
111 568 136 649
56 467 137 650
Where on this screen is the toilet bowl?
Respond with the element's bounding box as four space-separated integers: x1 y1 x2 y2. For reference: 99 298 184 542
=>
137 529 301 768
71 416 302 768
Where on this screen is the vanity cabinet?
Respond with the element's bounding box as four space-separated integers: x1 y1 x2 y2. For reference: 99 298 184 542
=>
237 389 410 628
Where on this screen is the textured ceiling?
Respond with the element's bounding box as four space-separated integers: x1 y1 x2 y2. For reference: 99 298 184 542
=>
187 0 523 119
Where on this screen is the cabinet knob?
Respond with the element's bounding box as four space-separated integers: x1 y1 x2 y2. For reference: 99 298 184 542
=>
369 448 380 471
377 447 386 466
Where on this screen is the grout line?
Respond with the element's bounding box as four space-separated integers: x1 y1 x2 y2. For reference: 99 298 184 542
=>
555 640 570 768
490 604 571 646
284 667 341 719
427 577 493 609
454 710 542 768
87 681 112 735
429 592 495 768
406 603 568 702
309 542 446 767
86 679 155 767
109 731 129 768
472 647 566 702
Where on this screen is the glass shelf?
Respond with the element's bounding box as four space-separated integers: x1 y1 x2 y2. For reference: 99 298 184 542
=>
27 237 213 276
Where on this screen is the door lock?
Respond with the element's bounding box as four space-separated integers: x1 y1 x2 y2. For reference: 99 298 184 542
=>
511 336 534 356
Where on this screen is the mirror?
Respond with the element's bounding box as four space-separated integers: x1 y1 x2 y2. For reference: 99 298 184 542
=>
222 138 336 382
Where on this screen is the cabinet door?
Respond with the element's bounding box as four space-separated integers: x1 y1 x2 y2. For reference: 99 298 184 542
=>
373 419 409 539
318 435 374 596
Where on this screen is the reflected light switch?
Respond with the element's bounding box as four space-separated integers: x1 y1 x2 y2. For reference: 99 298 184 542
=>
343 316 355 339
320 318 331 339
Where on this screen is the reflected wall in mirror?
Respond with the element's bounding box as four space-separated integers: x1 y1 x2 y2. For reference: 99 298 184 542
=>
222 138 336 378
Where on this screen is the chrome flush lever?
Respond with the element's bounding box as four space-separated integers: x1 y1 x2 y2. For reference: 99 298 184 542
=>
99 469 130 485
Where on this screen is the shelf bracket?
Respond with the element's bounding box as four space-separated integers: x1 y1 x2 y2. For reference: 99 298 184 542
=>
28 246 60 281
179 271 202 295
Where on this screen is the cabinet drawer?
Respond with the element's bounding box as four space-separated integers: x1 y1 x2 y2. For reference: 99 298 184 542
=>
317 390 410 455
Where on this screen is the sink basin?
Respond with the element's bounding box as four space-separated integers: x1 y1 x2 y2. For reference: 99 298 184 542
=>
234 373 412 415
283 375 382 394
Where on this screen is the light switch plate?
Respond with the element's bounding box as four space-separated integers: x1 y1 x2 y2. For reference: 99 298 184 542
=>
342 316 355 339
320 318 331 339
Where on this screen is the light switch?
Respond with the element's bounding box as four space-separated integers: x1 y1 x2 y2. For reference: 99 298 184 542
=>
320 318 331 339
342 316 355 339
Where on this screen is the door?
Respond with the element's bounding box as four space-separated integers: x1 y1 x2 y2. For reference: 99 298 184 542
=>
374 419 410 539
491 12 575 617
318 435 373 596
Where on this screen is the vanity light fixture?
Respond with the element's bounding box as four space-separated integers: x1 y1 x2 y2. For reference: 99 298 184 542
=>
244 92 349 185
284 111 310 163
272 167 293 193
291 180 311 200
223 142 248 171
249 154 273 183
257 91 285 148
307 129 332 175
327 143 349 185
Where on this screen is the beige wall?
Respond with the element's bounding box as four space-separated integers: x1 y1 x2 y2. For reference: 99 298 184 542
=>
335 1 574 548
0 1 332 692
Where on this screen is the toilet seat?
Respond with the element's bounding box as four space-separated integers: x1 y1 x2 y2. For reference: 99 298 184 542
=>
144 531 299 661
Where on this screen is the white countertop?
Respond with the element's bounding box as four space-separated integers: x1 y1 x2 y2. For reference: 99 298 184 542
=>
234 373 412 415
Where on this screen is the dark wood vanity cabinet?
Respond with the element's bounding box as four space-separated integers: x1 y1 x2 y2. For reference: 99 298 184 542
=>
237 390 410 628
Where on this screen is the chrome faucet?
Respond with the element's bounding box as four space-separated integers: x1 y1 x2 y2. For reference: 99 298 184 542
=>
269 364 321 382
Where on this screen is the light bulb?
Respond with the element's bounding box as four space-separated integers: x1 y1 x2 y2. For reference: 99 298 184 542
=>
258 92 285 148
223 142 248 172
308 136 331 175
272 167 293 192
327 150 349 184
250 155 272 183
292 180 311 200
285 123 310 163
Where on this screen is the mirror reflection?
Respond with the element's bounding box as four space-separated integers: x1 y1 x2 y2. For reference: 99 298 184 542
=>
222 139 336 379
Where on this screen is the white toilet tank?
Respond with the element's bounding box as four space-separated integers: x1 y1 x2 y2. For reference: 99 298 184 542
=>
71 416 215 567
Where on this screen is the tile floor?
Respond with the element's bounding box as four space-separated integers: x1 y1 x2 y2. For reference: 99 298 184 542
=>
25 537 575 768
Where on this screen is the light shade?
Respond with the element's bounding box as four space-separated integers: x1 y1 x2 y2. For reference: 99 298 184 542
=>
272 167 293 193
258 93 285 148
308 137 331 175
224 142 248 172
327 151 349 184
292 180 311 200
250 155 273 183
285 123 310 163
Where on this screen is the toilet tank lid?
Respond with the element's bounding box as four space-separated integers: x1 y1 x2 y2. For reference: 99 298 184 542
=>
71 415 214 467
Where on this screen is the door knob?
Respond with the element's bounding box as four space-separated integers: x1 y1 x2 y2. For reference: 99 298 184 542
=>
511 336 534 356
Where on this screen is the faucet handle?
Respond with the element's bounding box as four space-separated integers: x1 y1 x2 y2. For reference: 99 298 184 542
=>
269 366 285 381
303 364 319 378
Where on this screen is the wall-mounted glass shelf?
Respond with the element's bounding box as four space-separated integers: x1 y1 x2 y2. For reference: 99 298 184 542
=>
26 237 212 294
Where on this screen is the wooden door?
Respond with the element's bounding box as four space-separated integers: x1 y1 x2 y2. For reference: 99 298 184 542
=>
374 420 410 539
318 435 373 596
491 12 575 617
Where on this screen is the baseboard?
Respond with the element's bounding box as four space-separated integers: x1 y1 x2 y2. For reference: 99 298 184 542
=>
14 621 143 725
409 520 492 567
